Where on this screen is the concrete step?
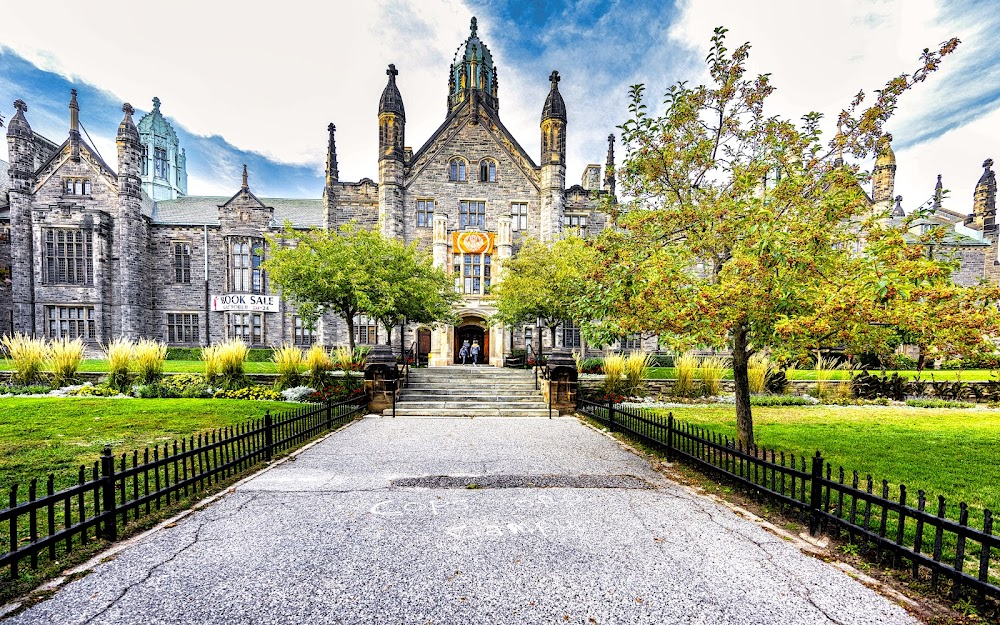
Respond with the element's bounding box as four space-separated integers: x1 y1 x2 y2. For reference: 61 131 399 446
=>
402 384 538 392
383 407 553 418
393 401 549 410
399 389 540 398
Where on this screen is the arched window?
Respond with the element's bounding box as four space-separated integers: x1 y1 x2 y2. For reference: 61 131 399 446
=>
479 160 496 183
449 158 467 182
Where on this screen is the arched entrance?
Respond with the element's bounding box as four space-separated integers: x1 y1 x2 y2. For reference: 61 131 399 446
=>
454 321 489 364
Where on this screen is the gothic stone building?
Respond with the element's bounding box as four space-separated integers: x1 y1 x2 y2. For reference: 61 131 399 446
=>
0 19 618 366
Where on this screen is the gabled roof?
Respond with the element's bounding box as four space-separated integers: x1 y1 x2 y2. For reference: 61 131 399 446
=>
151 196 324 228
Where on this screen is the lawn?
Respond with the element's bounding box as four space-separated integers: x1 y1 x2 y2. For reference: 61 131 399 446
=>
0 397 294 492
644 367 996 382
0 359 278 374
653 405 1000 520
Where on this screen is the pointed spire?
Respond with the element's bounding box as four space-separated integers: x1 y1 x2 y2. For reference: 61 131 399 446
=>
604 133 616 194
152 96 161 112
379 63 405 117
241 164 249 191
933 174 943 212
891 195 905 218
541 70 567 122
69 89 81 161
470 16 478 36
7 99 32 139
117 102 139 144
974 158 996 227
326 123 339 185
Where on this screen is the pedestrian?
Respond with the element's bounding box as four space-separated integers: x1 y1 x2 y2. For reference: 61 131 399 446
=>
459 340 470 365
471 340 480 366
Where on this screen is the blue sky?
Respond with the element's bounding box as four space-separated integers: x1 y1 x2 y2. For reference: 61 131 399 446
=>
2 0 998 213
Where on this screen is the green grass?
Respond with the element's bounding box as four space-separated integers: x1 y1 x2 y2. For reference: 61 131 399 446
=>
0 358 278 375
0 397 293 492
644 367 997 382
657 405 1000 518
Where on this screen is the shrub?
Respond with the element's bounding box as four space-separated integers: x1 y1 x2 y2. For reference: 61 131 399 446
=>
165 347 202 361
331 345 354 376
281 385 316 402
698 356 728 397
133 338 167 385
202 344 220 385
578 357 603 374
134 382 180 399
814 355 849 399
905 398 975 409
66 383 121 397
673 352 698 397
161 373 208 397
306 344 333 388
2 333 49 386
48 336 85 388
0 383 52 396
623 351 652 397
602 354 626 397
246 348 276 362
214 339 249 390
105 337 134 391
272 344 303 390
750 394 814 406
213 385 283 401
648 353 674 367
747 353 776 394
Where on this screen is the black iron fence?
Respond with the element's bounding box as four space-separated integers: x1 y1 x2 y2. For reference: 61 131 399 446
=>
577 397 999 603
2 396 367 583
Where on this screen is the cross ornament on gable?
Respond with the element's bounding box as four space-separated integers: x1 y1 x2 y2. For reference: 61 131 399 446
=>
387 64 398 78
985 158 994 170
549 70 560 85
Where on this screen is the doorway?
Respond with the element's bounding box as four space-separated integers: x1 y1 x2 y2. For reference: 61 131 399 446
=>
454 324 488 364
417 329 431 366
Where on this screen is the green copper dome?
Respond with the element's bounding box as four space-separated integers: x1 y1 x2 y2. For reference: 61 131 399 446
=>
137 97 178 144
449 17 499 113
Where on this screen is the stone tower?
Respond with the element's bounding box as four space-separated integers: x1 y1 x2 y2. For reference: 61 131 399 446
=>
540 70 567 242
137 97 187 200
6 99 36 334
448 17 499 115
115 103 146 338
323 123 339 229
378 64 405 239
872 136 896 206
603 133 616 196
973 158 996 230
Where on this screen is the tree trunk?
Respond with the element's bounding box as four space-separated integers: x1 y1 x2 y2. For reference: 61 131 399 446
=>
732 322 754 447
549 326 558 358
345 314 356 352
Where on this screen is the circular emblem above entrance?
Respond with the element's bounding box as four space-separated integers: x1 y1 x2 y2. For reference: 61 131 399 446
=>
454 231 494 254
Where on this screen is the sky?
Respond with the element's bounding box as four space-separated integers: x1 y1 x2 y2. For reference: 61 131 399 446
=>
1 0 998 214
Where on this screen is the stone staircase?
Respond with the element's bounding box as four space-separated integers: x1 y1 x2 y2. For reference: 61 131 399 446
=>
384 366 550 417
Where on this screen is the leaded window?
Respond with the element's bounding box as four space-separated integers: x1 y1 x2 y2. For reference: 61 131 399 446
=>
562 320 581 349
622 334 643 350
226 312 263 345
46 306 96 340
449 158 467 182
565 214 588 236
64 178 91 195
354 315 378 345
511 202 528 232
174 242 192 283
229 238 264 293
417 199 434 228
479 160 496 182
166 313 200 344
154 147 169 180
293 316 316 346
459 200 486 230
44 229 94 285
453 253 491 295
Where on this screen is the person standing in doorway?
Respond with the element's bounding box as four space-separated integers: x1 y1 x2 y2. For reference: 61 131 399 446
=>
459 340 470 365
471 340 480 367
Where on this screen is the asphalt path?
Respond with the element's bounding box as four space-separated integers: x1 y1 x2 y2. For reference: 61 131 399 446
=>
6 416 918 624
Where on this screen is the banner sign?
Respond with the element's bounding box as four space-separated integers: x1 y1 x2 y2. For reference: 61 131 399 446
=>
211 294 280 313
453 231 494 255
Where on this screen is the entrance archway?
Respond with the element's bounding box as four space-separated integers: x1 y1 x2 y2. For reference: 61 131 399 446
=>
454 323 489 364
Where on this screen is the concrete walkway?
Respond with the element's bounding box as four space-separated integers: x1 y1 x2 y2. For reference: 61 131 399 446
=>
7 416 917 624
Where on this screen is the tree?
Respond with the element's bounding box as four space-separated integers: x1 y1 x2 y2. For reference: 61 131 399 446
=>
580 28 994 445
490 236 594 353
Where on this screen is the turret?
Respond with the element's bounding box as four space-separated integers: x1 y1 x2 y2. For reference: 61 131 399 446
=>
323 123 340 230
69 89 81 162
6 99 36 334
973 158 996 229
448 17 499 114
378 64 405 239
872 135 896 204
115 103 146 338
6 99 35 192
540 70 567 242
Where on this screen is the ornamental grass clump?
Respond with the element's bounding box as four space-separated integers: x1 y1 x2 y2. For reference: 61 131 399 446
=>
202 344 221 386
132 338 167 385
2 333 49 386
747 353 777 394
673 352 698 397
332 345 355 380
105 337 134 391
697 356 728 397
215 339 250 390
602 354 626 397
623 351 653 397
48 337 85 388
814 355 848 399
272 344 303 390
306 344 333 389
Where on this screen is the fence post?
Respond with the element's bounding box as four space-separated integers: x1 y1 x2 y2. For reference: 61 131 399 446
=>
391 378 396 419
325 399 332 430
100 445 117 542
809 450 824 536
608 396 616 433
667 413 674 461
264 410 274 462
548 380 553 419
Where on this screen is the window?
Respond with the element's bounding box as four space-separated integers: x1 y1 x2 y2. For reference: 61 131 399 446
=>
226 312 264 345
166 313 199 344
449 158 467 182
459 200 486 230
562 320 581 349
479 160 497 182
453 253 491 295
46 306 96 340
511 202 528 232
354 315 378 345
44 229 94 285
173 242 192 283
622 334 643 350
64 178 92 195
229 238 265 293
141 146 149 176
565 214 588 236
524 326 533 353
154 147 169 180
416 199 434 228
293 316 316 346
